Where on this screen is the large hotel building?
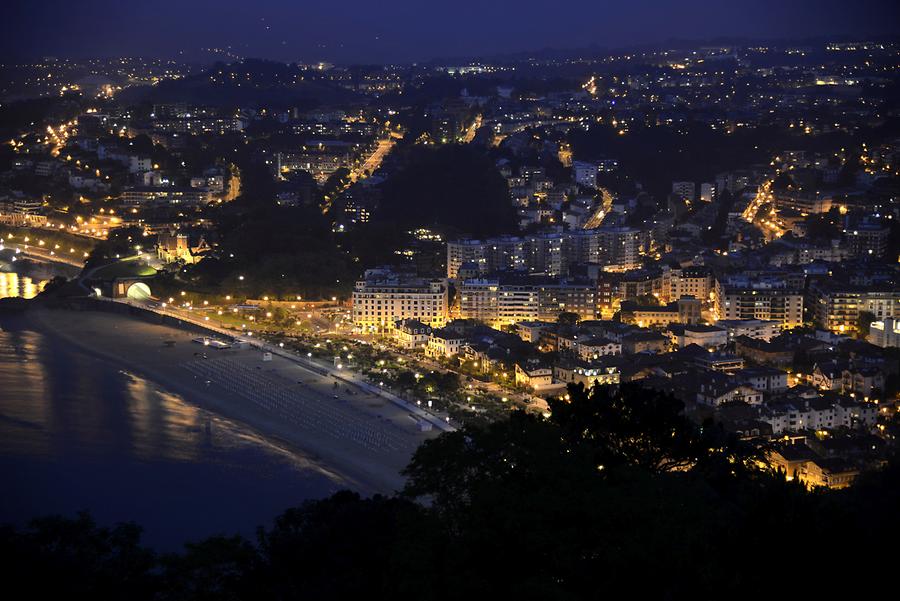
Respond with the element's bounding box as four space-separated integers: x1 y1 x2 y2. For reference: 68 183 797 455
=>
351 269 449 333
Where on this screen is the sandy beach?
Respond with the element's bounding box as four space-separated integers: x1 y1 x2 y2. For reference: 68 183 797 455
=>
27 306 439 495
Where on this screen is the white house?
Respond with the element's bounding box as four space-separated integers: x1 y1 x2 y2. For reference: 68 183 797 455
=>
425 329 465 359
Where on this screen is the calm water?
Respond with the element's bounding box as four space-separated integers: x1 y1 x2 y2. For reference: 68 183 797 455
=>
0 315 343 549
0 251 86 300
0 252 76 299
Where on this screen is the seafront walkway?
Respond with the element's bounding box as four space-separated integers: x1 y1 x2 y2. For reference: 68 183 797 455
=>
104 297 456 433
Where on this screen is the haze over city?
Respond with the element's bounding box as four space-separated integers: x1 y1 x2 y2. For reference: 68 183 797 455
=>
4 0 899 63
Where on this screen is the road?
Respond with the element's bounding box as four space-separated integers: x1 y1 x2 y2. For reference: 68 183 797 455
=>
352 137 395 182
414 353 549 414
303 321 547 414
350 329 545 413
0 243 86 268
741 180 786 241
321 133 399 213
460 113 483 143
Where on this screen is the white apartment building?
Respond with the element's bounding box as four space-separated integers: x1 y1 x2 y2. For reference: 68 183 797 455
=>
812 285 900 334
718 319 782 342
575 338 622 361
762 399 877 434
425 329 465 359
129 156 153 174
672 181 696 201
393 319 432 349
458 277 597 326
868 317 900 348
352 269 448 333
592 227 646 271
736 367 789 392
573 161 598 189
717 288 804 328
446 227 651 279
446 237 527 279
670 325 728 349
121 186 210 206
459 279 539 325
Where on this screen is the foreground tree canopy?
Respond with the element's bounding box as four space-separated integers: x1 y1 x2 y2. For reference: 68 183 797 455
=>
2 383 895 599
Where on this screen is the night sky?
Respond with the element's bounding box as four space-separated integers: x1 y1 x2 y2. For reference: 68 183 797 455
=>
3 0 898 64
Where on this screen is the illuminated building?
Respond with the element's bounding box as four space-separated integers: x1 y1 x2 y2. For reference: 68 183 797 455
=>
811 284 899 334
351 268 448 333
717 288 803 328
868 317 900 348
619 297 701 327
458 276 597 326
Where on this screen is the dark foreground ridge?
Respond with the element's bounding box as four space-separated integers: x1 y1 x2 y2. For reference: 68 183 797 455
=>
2 383 896 599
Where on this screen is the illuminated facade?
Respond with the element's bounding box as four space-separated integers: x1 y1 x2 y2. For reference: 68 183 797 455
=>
352 269 448 333
868 317 900 348
718 289 803 328
458 277 597 326
812 285 900 334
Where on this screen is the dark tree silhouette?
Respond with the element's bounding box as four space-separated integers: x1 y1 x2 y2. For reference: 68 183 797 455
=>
378 145 516 237
1 384 894 599
557 311 580 327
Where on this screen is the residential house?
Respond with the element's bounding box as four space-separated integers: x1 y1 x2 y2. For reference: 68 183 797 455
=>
394 319 432 350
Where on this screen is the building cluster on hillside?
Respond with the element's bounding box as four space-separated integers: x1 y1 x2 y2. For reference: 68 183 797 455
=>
2 92 392 244
348 94 899 489
4 41 899 489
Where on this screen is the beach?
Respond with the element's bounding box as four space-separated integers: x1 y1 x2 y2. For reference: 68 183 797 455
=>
27 306 439 496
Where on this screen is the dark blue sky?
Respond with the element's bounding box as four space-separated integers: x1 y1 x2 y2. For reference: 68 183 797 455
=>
3 0 897 64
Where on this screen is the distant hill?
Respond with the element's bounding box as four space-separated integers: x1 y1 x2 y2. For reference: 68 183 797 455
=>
427 34 900 66
117 59 359 110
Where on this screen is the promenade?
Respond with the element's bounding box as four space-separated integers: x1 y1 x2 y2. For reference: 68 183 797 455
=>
113 297 457 433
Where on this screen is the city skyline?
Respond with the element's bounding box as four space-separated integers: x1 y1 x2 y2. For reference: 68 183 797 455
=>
1 4 898 596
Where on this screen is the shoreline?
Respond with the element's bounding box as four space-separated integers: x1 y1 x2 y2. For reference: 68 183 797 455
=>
22 305 436 496
0 247 85 272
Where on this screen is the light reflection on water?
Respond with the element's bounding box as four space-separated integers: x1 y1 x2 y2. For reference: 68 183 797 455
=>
0 317 342 549
0 271 46 299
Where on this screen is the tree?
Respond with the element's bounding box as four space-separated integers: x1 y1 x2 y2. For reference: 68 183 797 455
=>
0 512 158 600
184 204 355 299
557 311 579 327
255 492 426 600
857 310 876 339
547 383 766 477
634 293 660 306
435 371 461 397
158 536 259 601
270 306 288 326
399 383 785 598
394 370 417 391
1 383 893 599
85 226 145 266
378 145 516 237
